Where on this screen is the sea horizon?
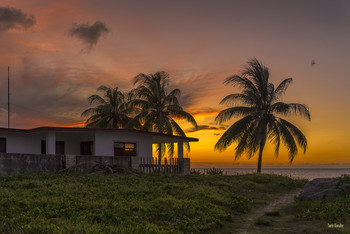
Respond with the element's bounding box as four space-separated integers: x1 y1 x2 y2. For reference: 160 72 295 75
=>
192 167 350 180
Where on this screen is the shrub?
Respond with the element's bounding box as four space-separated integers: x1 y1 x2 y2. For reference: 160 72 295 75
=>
264 210 280 216
254 217 272 226
190 169 202 175
206 168 224 175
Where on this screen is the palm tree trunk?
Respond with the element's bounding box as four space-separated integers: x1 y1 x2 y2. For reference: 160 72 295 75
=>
158 143 162 165
257 138 266 174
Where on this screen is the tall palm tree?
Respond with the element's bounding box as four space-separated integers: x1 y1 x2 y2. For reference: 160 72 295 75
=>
81 85 132 128
215 58 310 173
129 71 197 163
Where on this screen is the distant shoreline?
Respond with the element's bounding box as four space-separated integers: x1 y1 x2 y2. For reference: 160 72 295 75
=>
192 167 350 180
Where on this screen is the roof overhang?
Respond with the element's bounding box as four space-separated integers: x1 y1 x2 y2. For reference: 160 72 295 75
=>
0 127 199 143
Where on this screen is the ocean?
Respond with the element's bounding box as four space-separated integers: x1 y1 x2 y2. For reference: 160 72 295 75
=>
193 168 350 180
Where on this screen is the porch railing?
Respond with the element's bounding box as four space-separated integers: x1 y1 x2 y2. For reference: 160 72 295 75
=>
139 157 179 174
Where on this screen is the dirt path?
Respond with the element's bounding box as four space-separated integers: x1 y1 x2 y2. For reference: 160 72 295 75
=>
235 189 303 234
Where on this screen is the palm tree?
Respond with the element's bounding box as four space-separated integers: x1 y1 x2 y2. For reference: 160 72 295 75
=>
81 85 132 128
215 58 310 173
129 71 197 163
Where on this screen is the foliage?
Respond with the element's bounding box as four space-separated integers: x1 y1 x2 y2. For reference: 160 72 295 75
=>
0 173 305 233
215 58 310 173
292 195 350 224
81 85 132 128
129 71 197 160
338 174 350 185
264 210 280 216
206 168 224 175
290 175 350 224
254 217 272 226
190 169 202 175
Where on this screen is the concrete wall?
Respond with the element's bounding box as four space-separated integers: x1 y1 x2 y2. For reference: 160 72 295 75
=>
0 153 140 175
178 158 191 174
0 153 63 175
0 153 188 175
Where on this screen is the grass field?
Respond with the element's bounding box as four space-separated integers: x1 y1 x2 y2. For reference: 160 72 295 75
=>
0 172 306 233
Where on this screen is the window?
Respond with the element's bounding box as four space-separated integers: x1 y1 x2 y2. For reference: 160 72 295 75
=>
0 138 6 153
114 142 136 156
41 140 46 154
81 141 93 155
56 141 65 155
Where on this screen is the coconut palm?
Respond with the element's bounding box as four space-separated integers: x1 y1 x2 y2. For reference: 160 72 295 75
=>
81 85 132 128
215 58 310 173
129 71 197 163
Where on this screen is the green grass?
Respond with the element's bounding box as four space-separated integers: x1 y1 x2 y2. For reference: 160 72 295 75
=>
254 217 273 226
264 210 280 216
0 172 306 233
261 174 350 233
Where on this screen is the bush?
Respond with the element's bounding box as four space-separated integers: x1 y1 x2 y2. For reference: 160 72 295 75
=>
206 168 224 175
254 217 272 226
190 169 202 175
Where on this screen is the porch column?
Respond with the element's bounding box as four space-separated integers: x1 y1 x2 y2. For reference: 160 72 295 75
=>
178 142 184 158
46 131 56 155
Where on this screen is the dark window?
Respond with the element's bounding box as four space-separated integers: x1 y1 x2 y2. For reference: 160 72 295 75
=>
114 142 136 156
41 140 46 154
56 141 65 155
0 138 6 153
81 141 93 155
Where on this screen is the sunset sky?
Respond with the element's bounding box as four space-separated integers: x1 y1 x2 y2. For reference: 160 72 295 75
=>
1 0 349 168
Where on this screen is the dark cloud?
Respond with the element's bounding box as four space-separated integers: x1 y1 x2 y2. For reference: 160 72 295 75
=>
188 107 220 116
186 125 225 133
0 6 35 32
68 21 109 51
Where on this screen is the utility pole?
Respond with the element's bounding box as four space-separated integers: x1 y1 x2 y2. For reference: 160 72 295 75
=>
8 66 10 128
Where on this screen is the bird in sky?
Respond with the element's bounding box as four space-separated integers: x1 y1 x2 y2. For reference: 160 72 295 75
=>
311 60 316 66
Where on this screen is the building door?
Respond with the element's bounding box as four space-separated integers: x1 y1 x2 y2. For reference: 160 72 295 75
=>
0 138 6 153
56 141 65 155
80 141 93 155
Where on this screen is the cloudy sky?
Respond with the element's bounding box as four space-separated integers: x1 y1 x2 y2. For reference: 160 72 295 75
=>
1 0 350 167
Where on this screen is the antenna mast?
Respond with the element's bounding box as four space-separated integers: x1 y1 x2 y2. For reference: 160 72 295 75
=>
8 66 10 128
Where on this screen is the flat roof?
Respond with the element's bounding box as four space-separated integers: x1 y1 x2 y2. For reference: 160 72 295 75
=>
0 127 199 143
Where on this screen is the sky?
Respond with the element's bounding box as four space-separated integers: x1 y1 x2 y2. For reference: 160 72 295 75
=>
0 0 350 168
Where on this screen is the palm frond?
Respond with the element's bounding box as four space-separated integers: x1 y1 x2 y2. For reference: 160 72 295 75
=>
274 78 293 99
272 102 311 120
214 115 254 152
279 118 307 153
224 75 260 96
276 120 298 163
215 107 256 124
219 93 255 106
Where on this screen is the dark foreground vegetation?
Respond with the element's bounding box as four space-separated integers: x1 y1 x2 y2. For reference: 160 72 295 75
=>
249 175 350 233
0 172 305 233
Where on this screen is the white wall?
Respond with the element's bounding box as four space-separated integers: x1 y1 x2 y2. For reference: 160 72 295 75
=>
56 132 94 155
0 132 46 154
94 131 153 157
0 131 153 157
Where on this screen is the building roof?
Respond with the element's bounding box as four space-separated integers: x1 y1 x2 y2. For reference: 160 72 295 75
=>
0 127 199 143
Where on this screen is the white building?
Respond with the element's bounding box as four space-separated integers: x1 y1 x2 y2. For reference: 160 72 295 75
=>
0 127 198 159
